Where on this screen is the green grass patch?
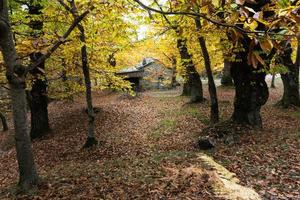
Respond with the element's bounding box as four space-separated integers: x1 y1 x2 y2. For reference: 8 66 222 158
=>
149 119 177 139
151 150 196 163
160 106 210 125
292 110 300 119
185 107 210 125
160 119 176 128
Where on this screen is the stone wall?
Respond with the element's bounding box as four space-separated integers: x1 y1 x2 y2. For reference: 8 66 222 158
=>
141 62 173 90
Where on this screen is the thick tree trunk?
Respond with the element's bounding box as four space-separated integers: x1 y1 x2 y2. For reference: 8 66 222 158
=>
195 17 219 123
231 59 269 128
229 0 271 128
28 53 50 139
221 59 233 86
177 37 204 103
11 87 39 190
27 3 50 139
277 43 300 107
0 112 8 131
0 0 39 191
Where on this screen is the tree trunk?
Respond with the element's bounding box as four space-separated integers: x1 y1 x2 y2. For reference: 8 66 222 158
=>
170 56 177 88
221 59 233 86
27 3 50 139
0 112 8 131
177 37 204 103
80 33 98 148
195 17 219 123
58 0 98 147
270 74 276 88
278 43 300 107
0 0 39 191
28 53 50 139
229 0 271 128
231 59 268 128
77 20 97 148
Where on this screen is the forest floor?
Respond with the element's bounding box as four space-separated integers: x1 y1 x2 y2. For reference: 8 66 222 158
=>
0 82 299 199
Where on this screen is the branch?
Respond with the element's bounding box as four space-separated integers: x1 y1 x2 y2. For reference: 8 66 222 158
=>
25 5 94 73
57 0 71 12
132 0 297 37
153 0 172 27
162 52 173 62
133 0 235 27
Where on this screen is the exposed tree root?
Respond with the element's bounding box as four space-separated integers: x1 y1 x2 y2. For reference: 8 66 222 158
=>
198 120 252 150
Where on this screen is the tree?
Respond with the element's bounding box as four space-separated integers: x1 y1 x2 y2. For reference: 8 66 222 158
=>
177 33 204 102
0 0 39 190
138 0 204 103
133 0 300 127
0 0 92 191
277 41 300 107
59 0 98 148
221 59 233 86
27 1 50 139
194 14 219 123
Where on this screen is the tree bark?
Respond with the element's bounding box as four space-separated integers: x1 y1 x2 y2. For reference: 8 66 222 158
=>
230 0 271 128
278 43 300 107
28 53 50 139
27 2 50 139
221 59 233 86
231 46 269 128
177 37 204 103
0 112 8 131
0 0 39 191
195 16 219 123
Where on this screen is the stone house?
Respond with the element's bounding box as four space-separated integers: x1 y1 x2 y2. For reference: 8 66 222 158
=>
117 58 175 91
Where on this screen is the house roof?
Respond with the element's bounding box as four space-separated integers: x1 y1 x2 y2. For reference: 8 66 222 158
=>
117 58 156 74
118 66 140 73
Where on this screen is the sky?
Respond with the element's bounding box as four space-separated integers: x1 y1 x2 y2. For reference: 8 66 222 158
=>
136 0 168 40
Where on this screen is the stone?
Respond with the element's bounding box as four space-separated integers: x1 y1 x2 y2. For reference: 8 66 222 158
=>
198 136 215 150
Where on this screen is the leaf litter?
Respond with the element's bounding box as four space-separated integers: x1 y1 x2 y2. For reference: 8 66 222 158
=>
0 86 299 199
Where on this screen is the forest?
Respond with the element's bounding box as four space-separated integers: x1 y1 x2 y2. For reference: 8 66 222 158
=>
0 0 299 199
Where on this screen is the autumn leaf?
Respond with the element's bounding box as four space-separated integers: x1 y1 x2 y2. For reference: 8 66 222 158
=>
259 38 273 53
